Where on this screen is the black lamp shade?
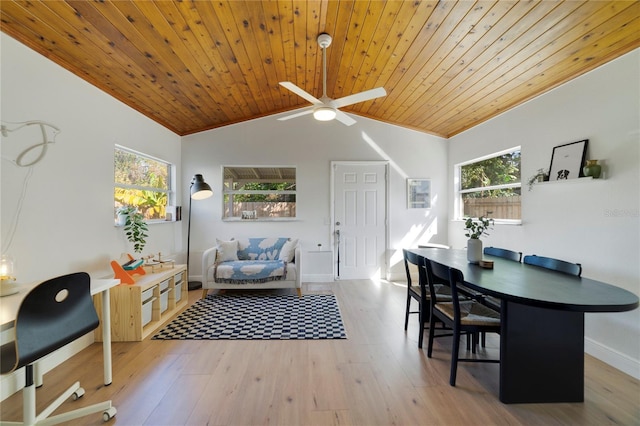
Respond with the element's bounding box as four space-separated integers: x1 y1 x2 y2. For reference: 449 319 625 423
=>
191 174 213 200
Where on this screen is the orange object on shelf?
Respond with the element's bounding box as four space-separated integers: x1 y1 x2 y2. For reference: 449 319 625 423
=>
111 254 146 285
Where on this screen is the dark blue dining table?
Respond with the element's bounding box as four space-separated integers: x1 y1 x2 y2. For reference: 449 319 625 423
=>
408 248 639 404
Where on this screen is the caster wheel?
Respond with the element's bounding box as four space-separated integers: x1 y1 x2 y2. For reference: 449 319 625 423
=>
103 406 117 422
72 387 85 400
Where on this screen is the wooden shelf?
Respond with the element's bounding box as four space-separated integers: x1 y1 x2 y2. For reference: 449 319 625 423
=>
93 264 187 342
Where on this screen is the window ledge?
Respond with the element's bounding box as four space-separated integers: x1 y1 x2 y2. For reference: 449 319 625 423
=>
222 218 298 222
114 220 178 227
452 218 522 226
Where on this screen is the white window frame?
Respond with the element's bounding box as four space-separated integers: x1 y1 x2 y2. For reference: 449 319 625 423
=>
222 166 297 221
454 146 521 225
114 145 175 223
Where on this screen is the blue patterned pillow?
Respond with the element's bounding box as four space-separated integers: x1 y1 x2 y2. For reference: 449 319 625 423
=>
237 237 288 260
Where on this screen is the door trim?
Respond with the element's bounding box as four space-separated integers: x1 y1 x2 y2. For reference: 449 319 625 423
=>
330 161 389 280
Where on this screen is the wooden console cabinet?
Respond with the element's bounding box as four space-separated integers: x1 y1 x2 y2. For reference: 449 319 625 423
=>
93 264 188 342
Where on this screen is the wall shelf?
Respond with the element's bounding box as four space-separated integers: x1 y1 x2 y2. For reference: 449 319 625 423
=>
534 176 606 187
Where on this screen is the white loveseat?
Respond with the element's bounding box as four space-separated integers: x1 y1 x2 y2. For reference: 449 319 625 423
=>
201 237 302 298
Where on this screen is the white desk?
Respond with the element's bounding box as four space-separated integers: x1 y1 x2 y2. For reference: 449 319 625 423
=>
0 278 119 386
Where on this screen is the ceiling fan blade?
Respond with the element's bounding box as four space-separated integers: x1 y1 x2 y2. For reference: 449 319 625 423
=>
335 110 357 126
332 87 387 109
279 82 322 105
277 106 314 121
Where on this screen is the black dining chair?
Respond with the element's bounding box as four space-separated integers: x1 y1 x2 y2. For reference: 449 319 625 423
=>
483 246 522 262
403 249 452 348
0 272 117 424
523 254 582 276
425 259 501 386
481 246 522 312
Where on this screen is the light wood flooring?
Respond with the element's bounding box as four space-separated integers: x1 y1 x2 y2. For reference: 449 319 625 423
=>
1 279 638 425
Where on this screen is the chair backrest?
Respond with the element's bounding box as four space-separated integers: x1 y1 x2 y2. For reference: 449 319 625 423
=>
447 267 468 323
483 246 522 262
424 258 455 301
523 255 582 277
3 272 99 374
402 249 422 288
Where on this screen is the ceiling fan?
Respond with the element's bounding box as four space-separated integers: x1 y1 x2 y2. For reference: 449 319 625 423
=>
278 33 386 126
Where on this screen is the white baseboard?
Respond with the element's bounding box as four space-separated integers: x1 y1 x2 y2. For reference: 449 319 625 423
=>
303 274 335 283
387 272 407 282
1 334 93 401
585 337 640 379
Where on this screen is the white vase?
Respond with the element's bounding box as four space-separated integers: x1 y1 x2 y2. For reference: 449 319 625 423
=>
116 213 127 226
467 239 483 263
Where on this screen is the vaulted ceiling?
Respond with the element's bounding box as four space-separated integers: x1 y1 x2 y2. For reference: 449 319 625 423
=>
1 1 638 138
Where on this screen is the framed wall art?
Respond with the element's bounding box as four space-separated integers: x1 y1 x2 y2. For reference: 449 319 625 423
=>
548 139 588 181
407 179 431 209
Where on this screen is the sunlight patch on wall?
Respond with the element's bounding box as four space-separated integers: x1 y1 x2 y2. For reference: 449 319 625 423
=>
389 218 439 270
361 131 406 178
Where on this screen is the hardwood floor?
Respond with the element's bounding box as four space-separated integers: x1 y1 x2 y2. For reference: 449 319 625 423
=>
1 279 638 425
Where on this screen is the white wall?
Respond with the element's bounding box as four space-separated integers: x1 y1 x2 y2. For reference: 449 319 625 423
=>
1 34 184 283
181 114 449 281
447 49 640 378
1 33 182 398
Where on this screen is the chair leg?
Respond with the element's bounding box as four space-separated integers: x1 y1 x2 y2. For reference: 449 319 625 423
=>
23 366 37 425
450 327 460 386
404 294 411 330
418 306 425 348
427 315 436 357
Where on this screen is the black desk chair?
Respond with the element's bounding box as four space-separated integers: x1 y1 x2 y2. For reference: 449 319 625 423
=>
402 249 451 348
425 259 500 386
523 254 582 276
0 272 117 424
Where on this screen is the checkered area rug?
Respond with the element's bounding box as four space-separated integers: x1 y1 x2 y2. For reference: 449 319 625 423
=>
152 293 347 340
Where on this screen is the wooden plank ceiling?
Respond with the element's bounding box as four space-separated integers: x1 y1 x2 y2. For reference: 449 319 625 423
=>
1 1 639 138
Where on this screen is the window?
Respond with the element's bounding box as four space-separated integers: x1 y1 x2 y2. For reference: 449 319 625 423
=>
456 147 521 222
223 166 296 220
114 146 173 222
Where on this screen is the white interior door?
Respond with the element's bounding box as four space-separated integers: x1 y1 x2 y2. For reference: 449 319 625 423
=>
332 162 387 279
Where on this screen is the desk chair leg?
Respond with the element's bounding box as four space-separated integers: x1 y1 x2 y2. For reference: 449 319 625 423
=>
24 366 36 425
10 365 117 425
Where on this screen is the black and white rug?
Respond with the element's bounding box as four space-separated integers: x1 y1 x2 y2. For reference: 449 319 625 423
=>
152 293 347 340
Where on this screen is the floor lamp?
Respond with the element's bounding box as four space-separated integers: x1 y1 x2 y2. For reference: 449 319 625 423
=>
187 174 212 290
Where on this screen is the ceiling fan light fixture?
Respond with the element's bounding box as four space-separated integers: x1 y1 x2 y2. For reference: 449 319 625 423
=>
313 106 336 121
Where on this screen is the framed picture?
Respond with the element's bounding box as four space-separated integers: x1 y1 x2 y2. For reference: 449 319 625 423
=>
407 179 431 209
548 139 588 181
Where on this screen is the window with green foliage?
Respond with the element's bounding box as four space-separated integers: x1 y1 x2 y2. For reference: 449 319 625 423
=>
223 167 296 219
114 146 173 222
457 148 521 221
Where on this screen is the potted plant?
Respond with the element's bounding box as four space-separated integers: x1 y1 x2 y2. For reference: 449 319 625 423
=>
120 206 148 254
115 206 129 226
527 168 549 191
464 216 493 263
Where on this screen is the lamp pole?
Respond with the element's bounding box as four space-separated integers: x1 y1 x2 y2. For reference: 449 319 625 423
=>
187 174 212 290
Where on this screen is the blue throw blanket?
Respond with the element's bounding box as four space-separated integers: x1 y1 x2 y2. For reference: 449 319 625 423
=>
214 260 287 284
